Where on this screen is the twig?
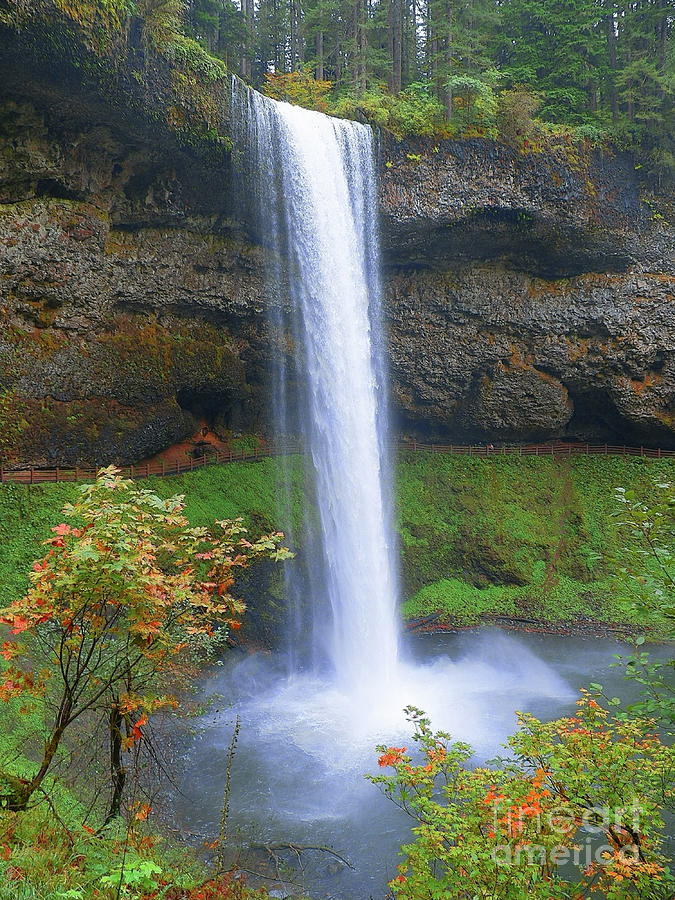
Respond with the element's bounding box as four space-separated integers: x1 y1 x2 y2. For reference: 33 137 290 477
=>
37 787 75 846
216 715 240 878
255 841 354 870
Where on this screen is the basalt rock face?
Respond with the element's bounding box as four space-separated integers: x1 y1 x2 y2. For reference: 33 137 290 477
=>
378 135 674 446
386 266 675 444
0 16 674 465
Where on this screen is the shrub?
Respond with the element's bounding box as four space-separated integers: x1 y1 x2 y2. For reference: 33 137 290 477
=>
497 87 541 147
372 701 674 898
263 69 333 112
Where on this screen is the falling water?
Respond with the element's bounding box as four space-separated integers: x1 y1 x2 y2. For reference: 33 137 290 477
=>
232 80 399 690
173 83 580 897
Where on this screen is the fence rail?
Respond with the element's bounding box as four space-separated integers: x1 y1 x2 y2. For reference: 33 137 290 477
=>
398 440 675 459
1 440 674 485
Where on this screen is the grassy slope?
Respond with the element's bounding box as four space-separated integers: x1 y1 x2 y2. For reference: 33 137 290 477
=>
0 459 306 612
0 453 671 896
398 452 673 631
1 453 672 632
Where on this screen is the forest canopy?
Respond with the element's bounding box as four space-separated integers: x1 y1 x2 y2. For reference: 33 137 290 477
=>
177 0 674 183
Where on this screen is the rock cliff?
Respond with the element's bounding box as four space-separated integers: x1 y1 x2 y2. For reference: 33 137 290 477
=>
0 2 673 465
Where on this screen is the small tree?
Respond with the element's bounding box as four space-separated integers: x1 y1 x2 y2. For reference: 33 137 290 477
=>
0 467 290 817
371 702 674 899
608 480 675 731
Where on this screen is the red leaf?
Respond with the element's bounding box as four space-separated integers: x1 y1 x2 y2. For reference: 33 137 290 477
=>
134 803 151 821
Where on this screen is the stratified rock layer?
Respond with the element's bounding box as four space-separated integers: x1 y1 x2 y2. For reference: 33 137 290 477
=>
0 9 673 464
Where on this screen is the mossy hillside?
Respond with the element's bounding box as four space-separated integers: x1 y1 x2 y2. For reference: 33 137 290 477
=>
399 452 674 631
0 453 672 631
1 0 232 157
0 459 307 611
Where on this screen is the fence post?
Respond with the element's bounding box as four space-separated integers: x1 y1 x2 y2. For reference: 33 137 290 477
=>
30 467 34 484
190 456 194 470
604 443 608 456
550 444 554 456
586 444 589 455
162 460 166 477
56 466 59 482
0 465 3 484
658 447 661 459
130 464 134 479
469 445 472 456
641 446 644 457
535 445 539 456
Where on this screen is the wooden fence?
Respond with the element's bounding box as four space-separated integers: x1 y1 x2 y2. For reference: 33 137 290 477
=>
398 440 675 459
1 440 674 485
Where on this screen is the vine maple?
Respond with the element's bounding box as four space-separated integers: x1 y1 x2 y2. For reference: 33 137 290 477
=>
0 467 290 818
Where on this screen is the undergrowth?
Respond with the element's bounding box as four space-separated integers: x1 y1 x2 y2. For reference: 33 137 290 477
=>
1 453 673 633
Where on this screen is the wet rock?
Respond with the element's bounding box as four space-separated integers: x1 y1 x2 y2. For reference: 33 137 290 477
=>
0 20 673 464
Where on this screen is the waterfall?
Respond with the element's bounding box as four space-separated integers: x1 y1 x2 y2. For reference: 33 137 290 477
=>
232 80 399 690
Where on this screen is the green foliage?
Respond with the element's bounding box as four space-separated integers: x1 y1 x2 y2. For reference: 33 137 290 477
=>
2 454 673 635
0 799 265 898
398 452 675 634
497 87 542 147
612 479 675 627
387 83 447 137
600 479 675 730
330 82 448 136
447 72 499 137
0 468 289 813
163 32 229 80
372 701 674 898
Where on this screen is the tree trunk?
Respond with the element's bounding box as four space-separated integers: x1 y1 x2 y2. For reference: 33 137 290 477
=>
359 0 367 93
606 9 618 121
391 0 402 93
443 0 453 118
240 0 253 79
2 692 75 810
105 703 126 824
316 29 324 79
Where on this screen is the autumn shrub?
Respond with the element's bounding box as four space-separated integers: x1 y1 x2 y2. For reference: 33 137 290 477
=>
372 701 674 899
0 468 289 816
263 69 333 111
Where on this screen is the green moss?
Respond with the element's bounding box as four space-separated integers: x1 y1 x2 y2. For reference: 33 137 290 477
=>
1 453 672 633
397 451 674 634
4 0 233 158
0 458 306 610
